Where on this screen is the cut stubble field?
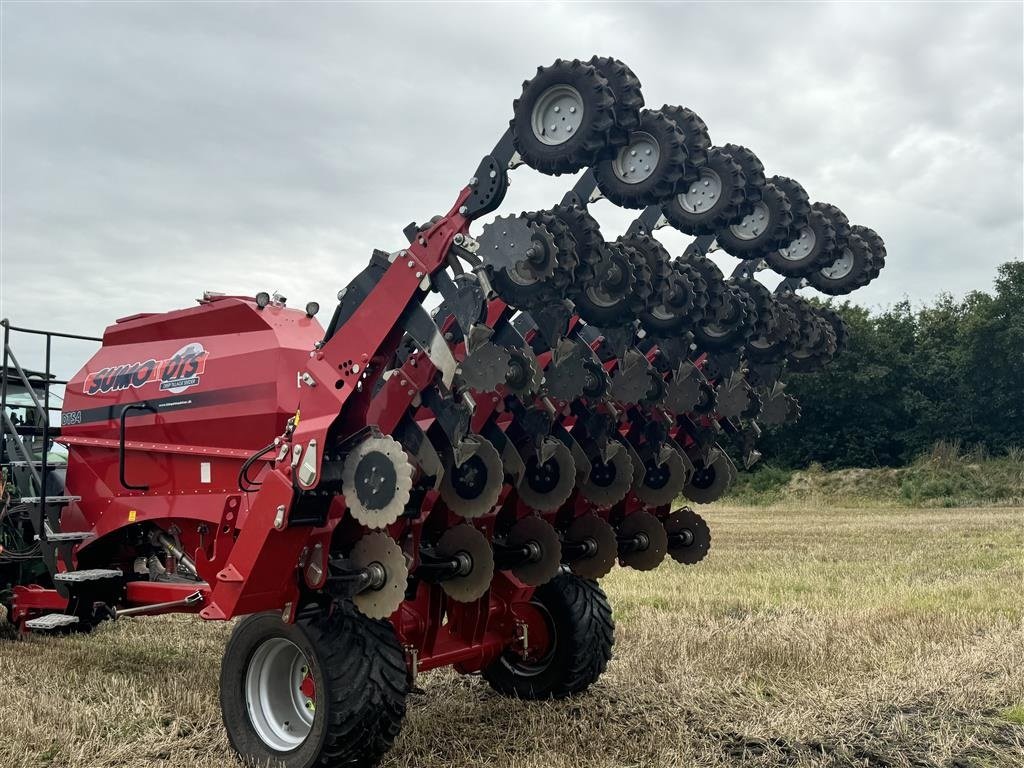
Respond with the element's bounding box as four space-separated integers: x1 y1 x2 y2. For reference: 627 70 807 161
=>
1 504 1022 768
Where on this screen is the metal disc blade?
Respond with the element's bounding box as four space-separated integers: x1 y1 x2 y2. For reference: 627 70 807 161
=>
664 508 712 565
350 532 410 619
635 448 690 508
565 514 618 579
682 451 732 504
459 341 511 393
506 516 562 587
518 440 576 512
716 374 750 420
580 447 633 508
341 435 414 529
440 435 504 519
617 510 668 572
436 524 495 602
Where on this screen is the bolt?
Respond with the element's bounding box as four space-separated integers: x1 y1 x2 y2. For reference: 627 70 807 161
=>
407 260 414 268
469 176 478 186
459 205 468 215
489 169 497 179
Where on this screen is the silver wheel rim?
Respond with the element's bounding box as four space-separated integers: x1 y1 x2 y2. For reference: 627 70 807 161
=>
678 168 721 213
531 85 584 146
780 226 816 262
729 201 770 241
821 247 854 279
611 131 660 184
245 638 316 752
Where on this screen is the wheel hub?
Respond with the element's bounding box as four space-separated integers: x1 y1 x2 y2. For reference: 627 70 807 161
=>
245 638 316 752
729 201 770 240
531 85 584 146
610 131 660 184
821 247 854 278
781 226 816 261
679 168 721 213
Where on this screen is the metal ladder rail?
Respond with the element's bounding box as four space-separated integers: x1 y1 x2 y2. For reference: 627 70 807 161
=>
1 319 101 540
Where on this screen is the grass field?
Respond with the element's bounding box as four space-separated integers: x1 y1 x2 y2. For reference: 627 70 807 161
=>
1 504 1022 768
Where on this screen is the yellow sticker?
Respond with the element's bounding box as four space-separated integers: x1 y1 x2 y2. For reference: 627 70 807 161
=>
128 510 137 523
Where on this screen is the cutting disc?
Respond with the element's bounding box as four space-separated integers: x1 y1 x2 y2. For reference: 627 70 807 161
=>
716 373 751 420
440 435 504 519
683 451 732 504
518 439 576 512
435 524 495 602
505 516 561 587
635 447 691 508
664 508 711 565
565 514 618 579
616 510 668 572
459 340 511 393
580 445 633 508
609 350 655 404
341 435 414 528
544 339 590 401
665 363 703 414
759 387 790 425
350 532 409 619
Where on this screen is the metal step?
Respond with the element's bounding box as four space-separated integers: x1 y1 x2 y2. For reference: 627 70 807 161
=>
53 568 122 584
20 495 80 505
43 531 95 544
25 613 79 631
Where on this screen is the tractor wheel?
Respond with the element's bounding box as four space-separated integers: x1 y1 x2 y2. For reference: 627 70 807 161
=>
548 203 606 283
511 59 617 175
764 207 836 277
220 608 408 768
482 572 614 699
572 241 637 326
807 232 872 295
691 283 755 352
716 182 794 258
812 202 851 253
718 143 766 215
851 224 886 283
593 108 688 209
659 104 712 178
767 176 811 238
660 146 745 236
587 56 644 143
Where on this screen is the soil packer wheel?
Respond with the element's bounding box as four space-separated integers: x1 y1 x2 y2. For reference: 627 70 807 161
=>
593 108 689 209
519 440 577 512
349 532 409 620
511 59 617 175
482 572 614 699
580 446 634 508
660 146 746 236
220 609 408 768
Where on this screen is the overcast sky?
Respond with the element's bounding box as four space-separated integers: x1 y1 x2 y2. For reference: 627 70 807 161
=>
1 1 1022 379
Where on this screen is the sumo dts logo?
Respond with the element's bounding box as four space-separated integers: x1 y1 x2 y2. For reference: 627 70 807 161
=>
84 343 209 396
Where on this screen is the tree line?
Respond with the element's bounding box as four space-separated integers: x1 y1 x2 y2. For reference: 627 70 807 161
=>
758 261 1023 468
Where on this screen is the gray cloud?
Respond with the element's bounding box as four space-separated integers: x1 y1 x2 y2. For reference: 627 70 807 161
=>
1 1 1021 380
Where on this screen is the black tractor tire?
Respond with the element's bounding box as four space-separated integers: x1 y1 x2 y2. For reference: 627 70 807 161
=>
716 182 794 258
815 304 849 353
659 105 712 176
763 207 837 278
572 241 637 327
807 232 873 295
787 314 839 372
745 295 801 364
768 175 811 239
593 108 688 209
851 224 886 282
482 572 614 699
624 235 702 336
660 146 746 236
220 608 409 768
549 203 607 284
587 56 644 144
692 284 755 352
511 59 617 175
718 143 766 215
811 202 851 254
